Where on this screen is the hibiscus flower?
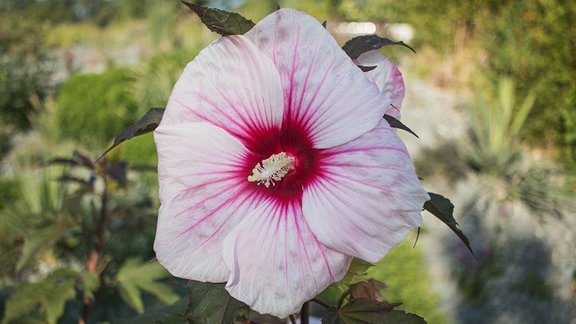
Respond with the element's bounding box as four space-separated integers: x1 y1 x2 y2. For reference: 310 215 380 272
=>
154 8 429 318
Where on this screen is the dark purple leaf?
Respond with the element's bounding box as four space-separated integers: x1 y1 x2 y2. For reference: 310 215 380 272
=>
338 299 426 324
383 114 419 138
105 161 128 187
358 65 377 72
343 35 416 60
182 1 255 36
98 108 164 161
424 192 477 260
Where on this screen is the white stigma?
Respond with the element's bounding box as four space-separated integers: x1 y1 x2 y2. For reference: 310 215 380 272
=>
247 152 295 188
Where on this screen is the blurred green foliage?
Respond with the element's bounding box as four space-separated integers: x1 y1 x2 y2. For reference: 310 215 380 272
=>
286 0 576 164
55 68 139 150
364 0 574 164
0 13 55 133
367 238 447 324
0 154 182 323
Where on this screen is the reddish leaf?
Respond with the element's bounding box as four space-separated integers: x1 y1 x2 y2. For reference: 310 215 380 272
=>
349 279 387 302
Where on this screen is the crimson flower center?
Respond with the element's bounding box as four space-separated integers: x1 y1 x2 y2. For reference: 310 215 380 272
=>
244 124 319 200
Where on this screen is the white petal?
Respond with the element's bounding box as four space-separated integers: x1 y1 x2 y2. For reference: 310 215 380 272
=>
302 121 429 262
154 122 258 282
246 9 389 148
222 199 351 318
161 36 284 143
357 51 405 119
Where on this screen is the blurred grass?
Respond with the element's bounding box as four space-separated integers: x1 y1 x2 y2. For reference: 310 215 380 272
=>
367 236 448 324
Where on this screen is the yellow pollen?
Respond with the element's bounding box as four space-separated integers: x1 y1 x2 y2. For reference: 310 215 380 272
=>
247 152 295 188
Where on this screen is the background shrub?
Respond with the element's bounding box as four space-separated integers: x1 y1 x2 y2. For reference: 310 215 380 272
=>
55 68 138 150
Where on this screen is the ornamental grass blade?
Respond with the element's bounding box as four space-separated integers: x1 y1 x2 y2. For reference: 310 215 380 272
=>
342 35 416 60
98 108 164 161
383 114 419 138
181 1 255 35
185 281 249 323
424 192 477 260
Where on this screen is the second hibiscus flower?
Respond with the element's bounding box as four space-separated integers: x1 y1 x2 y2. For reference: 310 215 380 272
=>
154 8 429 318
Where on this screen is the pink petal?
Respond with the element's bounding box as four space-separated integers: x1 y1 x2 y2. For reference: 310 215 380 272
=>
161 36 284 143
154 122 259 282
357 51 405 119
222 199 351 318
302 121 429 262
246 9 389 149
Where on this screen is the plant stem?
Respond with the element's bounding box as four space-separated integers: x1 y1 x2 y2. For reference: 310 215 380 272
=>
300 301 309 324
312 298 330 308
80 170 109 324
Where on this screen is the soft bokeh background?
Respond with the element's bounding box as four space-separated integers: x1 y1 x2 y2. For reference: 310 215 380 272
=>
1 0 575 323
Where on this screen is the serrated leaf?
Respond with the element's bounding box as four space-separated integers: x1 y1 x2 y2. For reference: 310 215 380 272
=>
185 281 248 324
116 258 178 314
349 279 387 302
16 225 61 272
341 258 374 285
424 192 477 259
321 308 343 324
82 271 101 300
384 115 419 138
338 299 425 324
45 279 76 324
342 35 416 60
123 298 189 324
118 278 145 314
2 269 79 324
98 108 165 161
139 281 180 305
182 1 255 36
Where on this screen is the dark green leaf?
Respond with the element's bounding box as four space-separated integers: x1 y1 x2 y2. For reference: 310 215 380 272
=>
342 35 416 60
384 114 419 138
98 108 165 161
184 281 248 324
424 192 477 259
181 1 255 36
339 299 425 324
321 307 344 324
124 298 189 324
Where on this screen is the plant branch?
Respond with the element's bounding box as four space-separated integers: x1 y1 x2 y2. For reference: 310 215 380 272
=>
81 168 109 324
300 301 309 324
